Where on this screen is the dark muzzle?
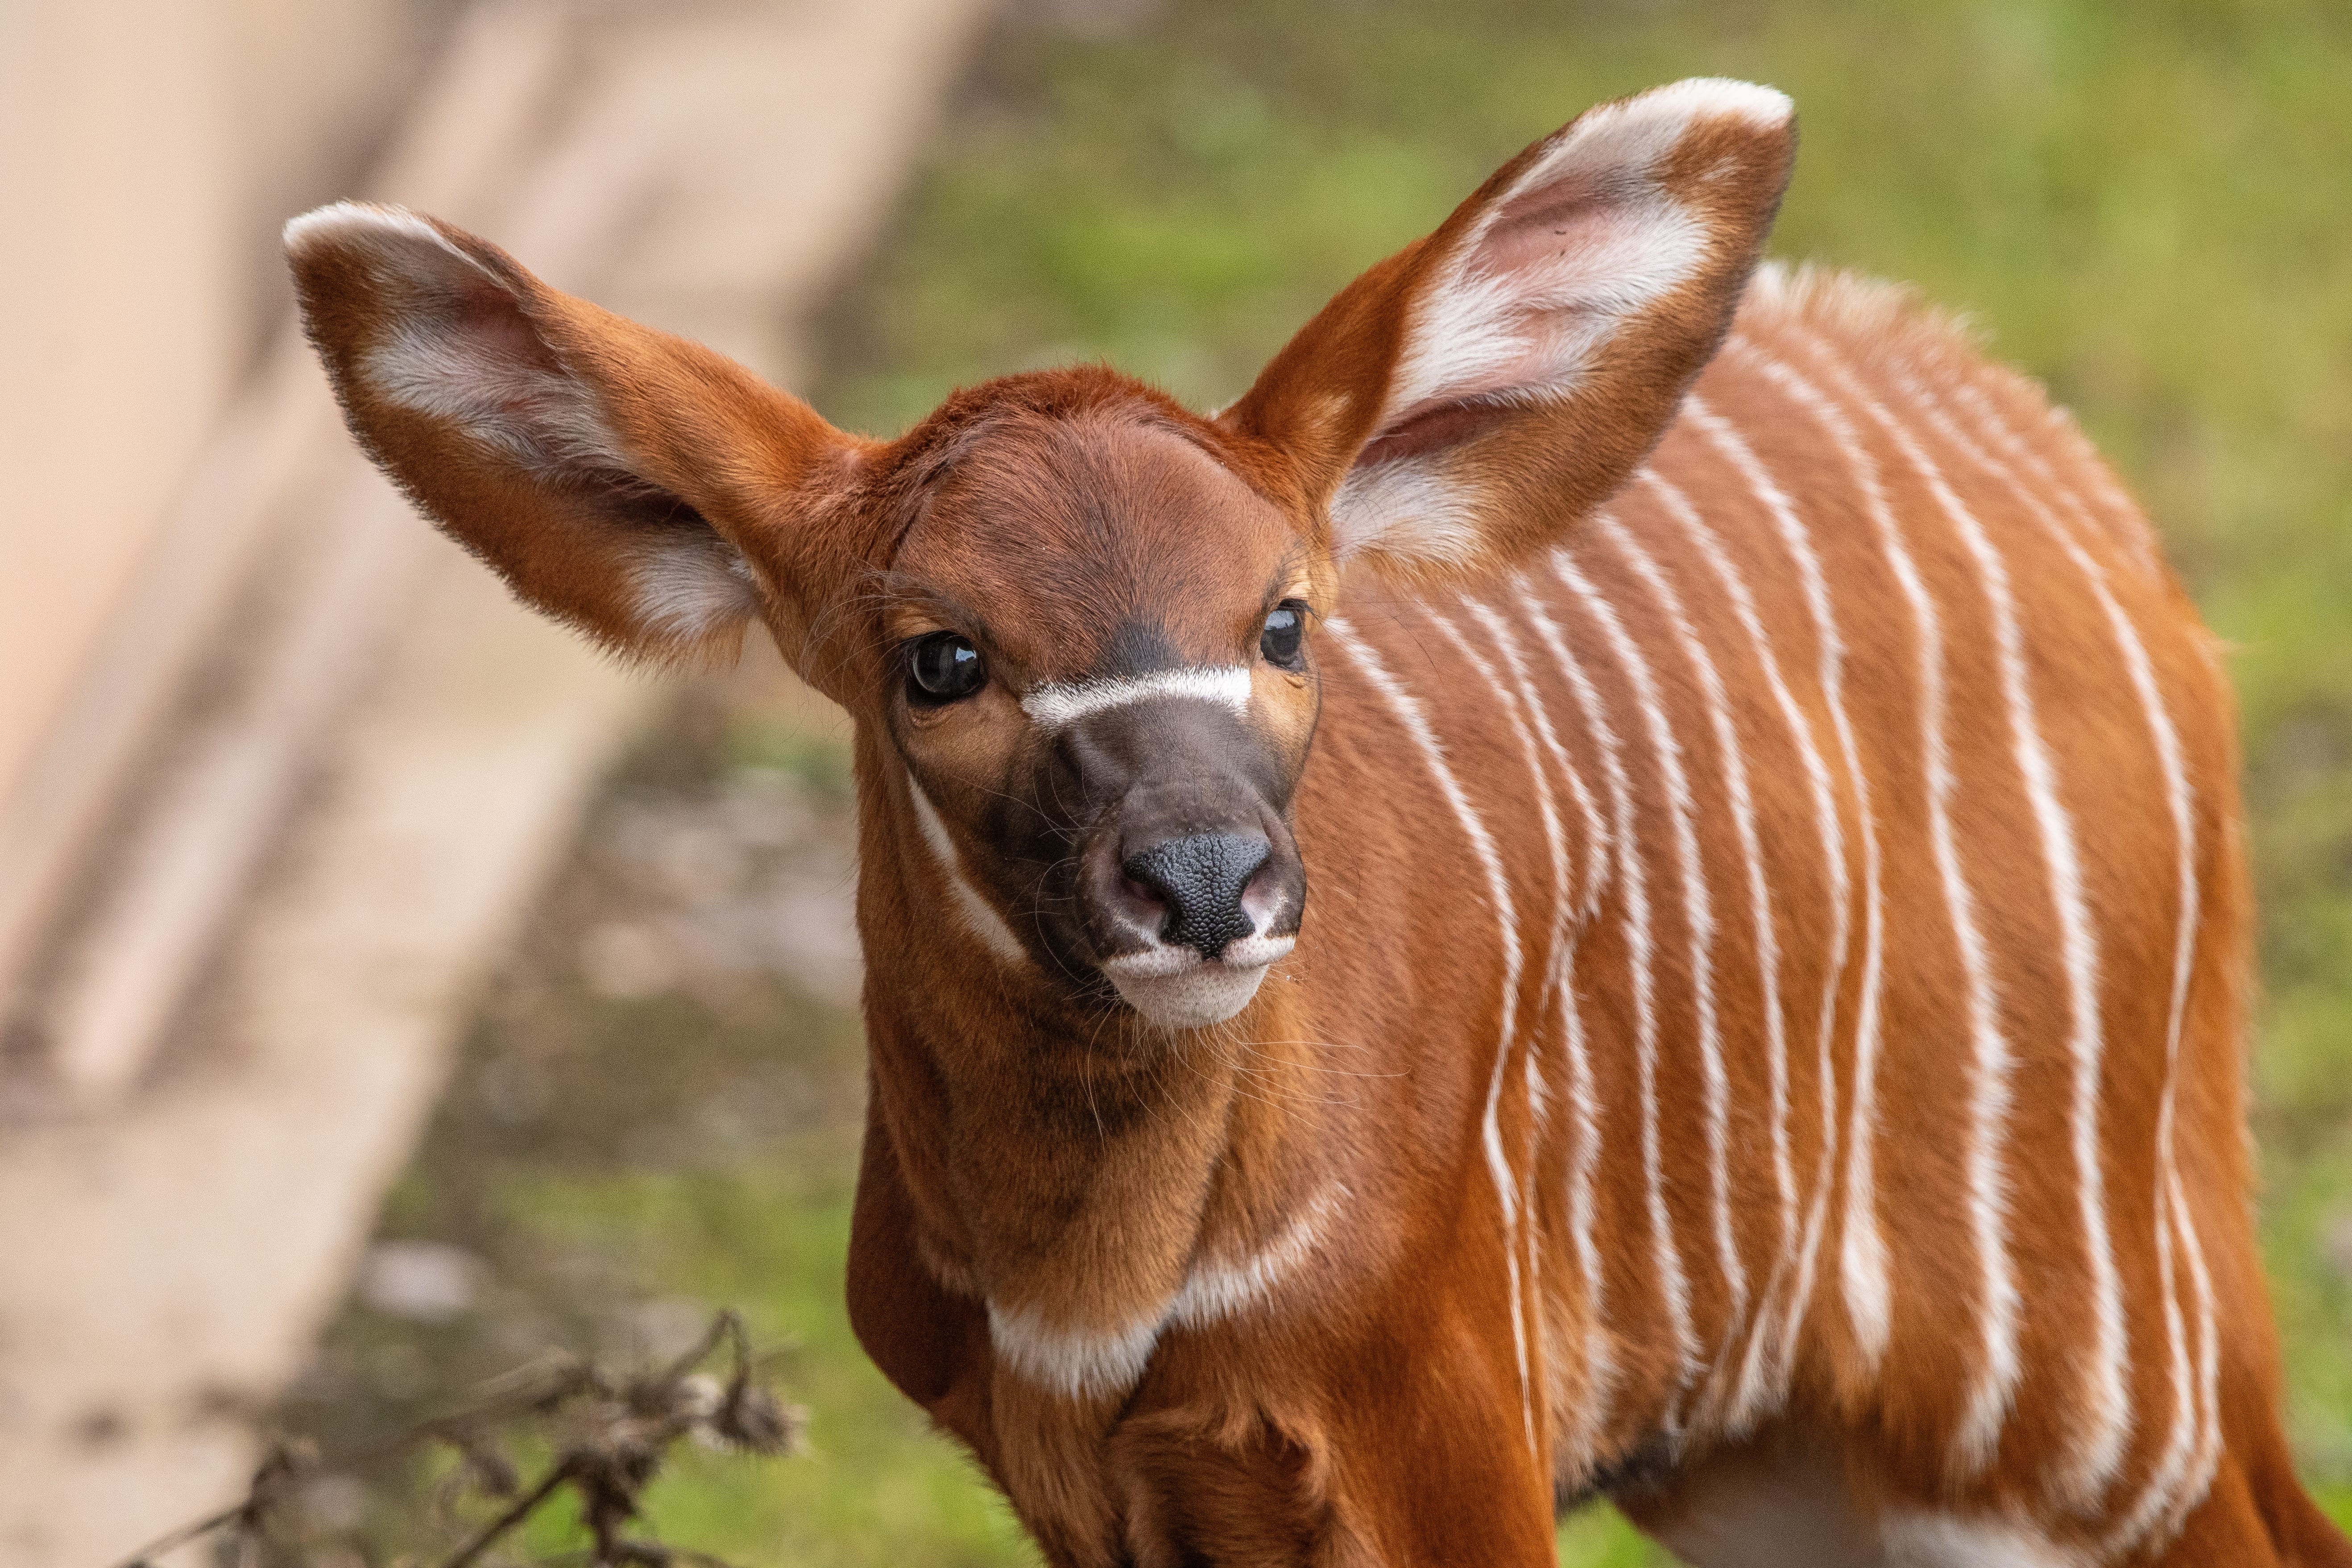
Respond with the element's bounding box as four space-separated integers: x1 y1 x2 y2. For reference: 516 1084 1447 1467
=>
1121 832 1271 960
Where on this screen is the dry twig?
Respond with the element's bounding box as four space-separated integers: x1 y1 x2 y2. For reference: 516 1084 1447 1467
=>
113 1309 803 1568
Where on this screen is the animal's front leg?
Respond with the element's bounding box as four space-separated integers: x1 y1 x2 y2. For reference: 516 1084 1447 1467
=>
1109 1403 1345 1565
1110 1308 1560 1565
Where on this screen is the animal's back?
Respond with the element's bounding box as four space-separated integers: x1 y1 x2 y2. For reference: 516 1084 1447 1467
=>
1302 266 2269 1553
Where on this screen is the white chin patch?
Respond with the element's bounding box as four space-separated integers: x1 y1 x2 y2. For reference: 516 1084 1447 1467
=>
1102 935 1293 1030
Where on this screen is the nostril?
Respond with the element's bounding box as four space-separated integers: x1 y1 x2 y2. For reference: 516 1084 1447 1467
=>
1119 832 1271 960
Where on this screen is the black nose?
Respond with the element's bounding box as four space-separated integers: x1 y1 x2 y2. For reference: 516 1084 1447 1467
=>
1121 833 1270 960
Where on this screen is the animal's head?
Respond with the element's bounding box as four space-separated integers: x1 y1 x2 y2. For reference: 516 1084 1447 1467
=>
287 79 1794 1031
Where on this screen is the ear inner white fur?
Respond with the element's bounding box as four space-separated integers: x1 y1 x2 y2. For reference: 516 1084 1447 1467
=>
290 204 630 476
1332 79 1792 565
626 537 763 648
287 201 761 650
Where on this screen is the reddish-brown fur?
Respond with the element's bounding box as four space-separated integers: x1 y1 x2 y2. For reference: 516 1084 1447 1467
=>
288 82 2350 1566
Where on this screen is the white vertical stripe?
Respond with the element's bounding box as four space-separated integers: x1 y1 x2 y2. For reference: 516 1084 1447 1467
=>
1724 344 2014 1464
1593 514 1756 1429
2180 1151 2223 1519
1740 346 2046 1474
2116 1161 2222 1552
1520 971 1559 1469
1448 594 1622 1469
1942 381 2218 1539
1505 583 1625 1456
1549 553 1709 1421
1518 583 1703 1422
908 776 1029 965
1422 599 1562 1462
1618 505 1797 1439
1551 918 1618 1464
1637 469 1837 1420
1323 616 1537 1455
1683 394 1892 1378
1951 395 2219 1509
2119 1179 2198 1551
1471 601 1612 920
1899 372 2138 1504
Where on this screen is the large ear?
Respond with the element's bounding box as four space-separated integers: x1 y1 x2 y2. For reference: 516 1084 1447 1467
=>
284 203 870 673
1218 79 1795 582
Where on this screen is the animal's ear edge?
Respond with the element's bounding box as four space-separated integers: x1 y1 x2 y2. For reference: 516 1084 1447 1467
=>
1218 78 1797 586
285 201 874 682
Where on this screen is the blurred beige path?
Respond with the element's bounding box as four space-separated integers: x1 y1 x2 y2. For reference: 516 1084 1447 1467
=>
0 3 986 1562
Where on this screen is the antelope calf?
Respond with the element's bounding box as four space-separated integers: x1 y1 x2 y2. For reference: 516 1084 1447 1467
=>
288 79 2348 1566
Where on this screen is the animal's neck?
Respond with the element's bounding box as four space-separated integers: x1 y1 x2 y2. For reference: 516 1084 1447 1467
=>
854 744 1346 1390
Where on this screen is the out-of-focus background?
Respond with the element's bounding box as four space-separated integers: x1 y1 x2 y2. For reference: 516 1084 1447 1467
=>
3 1 2347 1564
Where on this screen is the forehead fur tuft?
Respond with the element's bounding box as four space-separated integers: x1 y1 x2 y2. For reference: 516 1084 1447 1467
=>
896 366 1190 467
865 367 1218 550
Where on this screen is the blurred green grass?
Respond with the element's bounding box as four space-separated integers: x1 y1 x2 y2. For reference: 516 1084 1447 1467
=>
500 1167 1035 1564
306 1 2352 1562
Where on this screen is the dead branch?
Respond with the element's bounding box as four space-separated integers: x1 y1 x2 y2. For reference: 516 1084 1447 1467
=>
112 1309 804 1568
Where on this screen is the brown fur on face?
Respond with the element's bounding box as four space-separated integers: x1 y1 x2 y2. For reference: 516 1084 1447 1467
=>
872 384 1326 678
289 79 2348 1568
855 378 1325 991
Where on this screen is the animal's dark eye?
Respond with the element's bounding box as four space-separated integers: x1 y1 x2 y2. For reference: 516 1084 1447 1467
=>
1259 600 1308 670
908 632 987 704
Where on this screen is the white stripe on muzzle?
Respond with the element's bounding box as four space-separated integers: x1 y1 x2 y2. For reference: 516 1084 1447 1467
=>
1021 666 1253 731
